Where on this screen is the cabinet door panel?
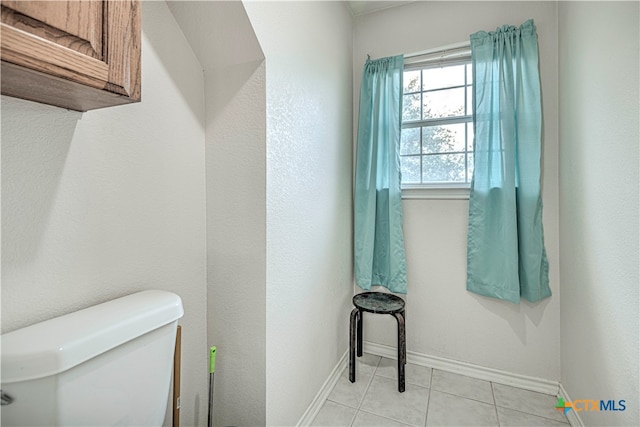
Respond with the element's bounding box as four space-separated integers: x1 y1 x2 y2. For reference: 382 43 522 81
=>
1 1 102 60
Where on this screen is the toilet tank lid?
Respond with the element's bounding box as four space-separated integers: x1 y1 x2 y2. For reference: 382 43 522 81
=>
1 290 184 384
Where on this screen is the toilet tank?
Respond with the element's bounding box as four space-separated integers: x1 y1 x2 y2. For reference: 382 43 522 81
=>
1 290 184 426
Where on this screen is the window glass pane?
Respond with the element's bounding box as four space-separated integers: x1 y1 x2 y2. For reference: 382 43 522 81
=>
401 156 421 183
422 124 466 154
400 59 473 188
467 153 475 182
422 154 465 182
422 87 465 119
401 128 420 155
466 86 473 115
403 70 420 93
403 93 421 121
422 65 465 90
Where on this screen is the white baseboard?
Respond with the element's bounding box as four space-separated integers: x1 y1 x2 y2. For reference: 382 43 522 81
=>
558 383 584 427
363 341 560 396
296 350 348 427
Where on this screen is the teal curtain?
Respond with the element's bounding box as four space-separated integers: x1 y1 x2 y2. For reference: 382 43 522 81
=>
354 55 407 294
466 20 550 304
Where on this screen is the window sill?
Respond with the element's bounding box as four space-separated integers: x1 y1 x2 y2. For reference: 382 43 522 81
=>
401 185 470 200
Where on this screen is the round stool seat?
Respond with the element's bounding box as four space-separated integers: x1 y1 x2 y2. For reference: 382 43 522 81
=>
353 292 405 314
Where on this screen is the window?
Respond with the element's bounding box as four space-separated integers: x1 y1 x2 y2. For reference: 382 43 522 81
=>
400 46 473 196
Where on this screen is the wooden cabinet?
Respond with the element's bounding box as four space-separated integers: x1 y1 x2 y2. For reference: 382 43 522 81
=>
1 0 141 112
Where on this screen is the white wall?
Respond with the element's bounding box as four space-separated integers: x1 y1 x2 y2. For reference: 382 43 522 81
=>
1 2 208 425
166 2 267 425
558 2 639 425
243 2 354 425
353 1 561 381
205 61 266 427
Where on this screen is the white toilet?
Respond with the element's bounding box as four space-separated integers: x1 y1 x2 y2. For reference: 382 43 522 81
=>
1 290 184 426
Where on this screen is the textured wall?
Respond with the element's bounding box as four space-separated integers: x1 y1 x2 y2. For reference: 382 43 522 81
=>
1 2 208 425
558 2 639 425
243 2 354 425
205 57 267 427
167 2 268 424
353 1 561 381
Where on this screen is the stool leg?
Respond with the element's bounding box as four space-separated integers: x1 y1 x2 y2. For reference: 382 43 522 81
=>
398 310 407 365
357 309 363 357
349 308 359 383
394 311 406 392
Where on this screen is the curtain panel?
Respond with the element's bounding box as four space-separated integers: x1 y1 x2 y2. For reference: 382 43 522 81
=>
354 55 407 294
466 20 551 303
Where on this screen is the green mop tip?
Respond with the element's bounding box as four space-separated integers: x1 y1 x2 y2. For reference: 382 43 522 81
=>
209 346 217 374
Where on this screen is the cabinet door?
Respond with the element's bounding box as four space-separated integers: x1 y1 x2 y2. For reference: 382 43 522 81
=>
1 0 140 111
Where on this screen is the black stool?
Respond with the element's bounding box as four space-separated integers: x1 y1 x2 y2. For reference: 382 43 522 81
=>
349 292 406 392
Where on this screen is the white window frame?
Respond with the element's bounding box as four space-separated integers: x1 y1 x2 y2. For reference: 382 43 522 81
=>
401 42 472 200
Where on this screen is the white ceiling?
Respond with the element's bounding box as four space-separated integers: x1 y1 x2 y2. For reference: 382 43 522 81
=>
346 1 415 16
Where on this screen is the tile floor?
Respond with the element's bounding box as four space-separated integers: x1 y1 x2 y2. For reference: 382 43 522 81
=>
311 353 570 427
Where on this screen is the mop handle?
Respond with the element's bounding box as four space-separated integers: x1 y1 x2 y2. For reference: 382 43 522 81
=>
208 346 217 427
210 346 217 374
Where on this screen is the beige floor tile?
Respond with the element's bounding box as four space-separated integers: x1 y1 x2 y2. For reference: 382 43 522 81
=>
352 410 412 427
359 376 429 427
492 383 569 423
497 406 570 426
376 357 433 388
328 369 374 409
426 390 498 426
431 369 494 404
311 401 357 427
